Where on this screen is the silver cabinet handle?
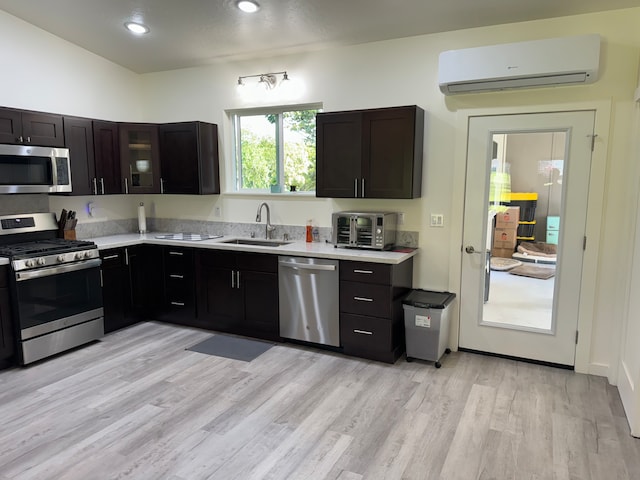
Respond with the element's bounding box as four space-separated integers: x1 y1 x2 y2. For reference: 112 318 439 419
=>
236 270 240 289
354 296 373 302
231 270 235 288
169 251 184 256
171 301 185 306
100 178 105 195
354 329 373 335
102 254 119 260
124 248 130 266
124 177 129 194
361 178 365 197
92 178 98 195
26 136 31 143
169 274 184 279
100 270 104 288
354 178 358 197
353 269 373 274
18 135 23 143
160 178 165 194
465 245 483 254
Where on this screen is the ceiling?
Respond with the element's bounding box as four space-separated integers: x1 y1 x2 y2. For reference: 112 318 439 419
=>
0 0 637 74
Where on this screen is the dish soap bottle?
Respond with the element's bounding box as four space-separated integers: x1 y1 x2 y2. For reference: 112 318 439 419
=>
306 219 313 243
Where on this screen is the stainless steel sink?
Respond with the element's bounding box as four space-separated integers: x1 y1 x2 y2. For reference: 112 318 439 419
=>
221 238 292 247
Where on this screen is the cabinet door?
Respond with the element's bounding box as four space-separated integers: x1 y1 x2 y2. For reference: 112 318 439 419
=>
159 122 220 194
120 124 161 194
199 265 243 332
362 106 423 199
93 121 122 194
63 116 96 195
0 287 14 365
21 112 65 147
0 108 21 144
127 245 163 320
316 112 362 198
100 249 131 333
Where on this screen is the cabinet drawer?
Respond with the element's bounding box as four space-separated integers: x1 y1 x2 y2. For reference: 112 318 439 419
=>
340 261 391 284
237 252 277 273
340 281 392 318
100 249 125 267
164 247 194 272
340 313 392 352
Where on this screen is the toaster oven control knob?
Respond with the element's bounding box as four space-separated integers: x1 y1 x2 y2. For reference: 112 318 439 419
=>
37 257 46 266
376 228 382 234
57 254 66 262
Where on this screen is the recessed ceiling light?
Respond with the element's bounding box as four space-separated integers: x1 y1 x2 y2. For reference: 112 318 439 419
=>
124 21 150 35
237 1 259 13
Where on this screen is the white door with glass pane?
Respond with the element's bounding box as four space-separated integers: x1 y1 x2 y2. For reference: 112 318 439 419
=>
459 111 595 366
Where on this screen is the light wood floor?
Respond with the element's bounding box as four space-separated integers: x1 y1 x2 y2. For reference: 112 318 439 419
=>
0 321 638 480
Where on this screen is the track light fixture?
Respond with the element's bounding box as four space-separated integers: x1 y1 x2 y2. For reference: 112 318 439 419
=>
237 71 289 90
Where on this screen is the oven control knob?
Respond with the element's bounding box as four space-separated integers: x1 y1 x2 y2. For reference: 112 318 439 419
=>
75 252 85 260
25 259 36 268
37 257 46 266
84 250 95 259
57 254 66 262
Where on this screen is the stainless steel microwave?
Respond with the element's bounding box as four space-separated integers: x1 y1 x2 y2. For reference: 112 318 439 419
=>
0 144 71 193
332 212 397 250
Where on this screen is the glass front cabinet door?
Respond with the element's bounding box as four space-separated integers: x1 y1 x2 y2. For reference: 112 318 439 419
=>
119 124 161 194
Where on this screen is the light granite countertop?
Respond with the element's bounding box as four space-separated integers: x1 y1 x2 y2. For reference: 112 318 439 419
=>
0 258 8 266
87 232 418 265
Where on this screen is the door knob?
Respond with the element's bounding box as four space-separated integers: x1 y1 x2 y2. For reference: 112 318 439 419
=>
465 245 483 254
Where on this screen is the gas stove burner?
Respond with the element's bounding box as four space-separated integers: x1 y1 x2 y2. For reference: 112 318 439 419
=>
0 239 97 259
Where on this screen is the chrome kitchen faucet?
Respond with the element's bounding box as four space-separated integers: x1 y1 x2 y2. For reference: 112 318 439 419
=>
256 202 276 239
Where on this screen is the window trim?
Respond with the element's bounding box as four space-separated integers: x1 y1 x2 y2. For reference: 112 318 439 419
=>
229 103 322 193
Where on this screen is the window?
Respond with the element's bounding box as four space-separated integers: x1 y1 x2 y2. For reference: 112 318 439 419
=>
232 104 321 192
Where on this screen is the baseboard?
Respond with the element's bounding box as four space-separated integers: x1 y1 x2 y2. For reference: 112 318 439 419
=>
617 360 639 438
588 362 609 379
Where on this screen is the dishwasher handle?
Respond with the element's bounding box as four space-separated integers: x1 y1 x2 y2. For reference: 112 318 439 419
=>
278 261 336 271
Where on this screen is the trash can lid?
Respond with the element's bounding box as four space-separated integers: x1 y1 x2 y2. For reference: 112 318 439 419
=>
402 290 456 309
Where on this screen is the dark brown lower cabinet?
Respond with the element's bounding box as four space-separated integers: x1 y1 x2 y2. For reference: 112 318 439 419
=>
157 246 200 328
100 245 162 333
339 259 413 363
0 266 15 369
196 250 279 341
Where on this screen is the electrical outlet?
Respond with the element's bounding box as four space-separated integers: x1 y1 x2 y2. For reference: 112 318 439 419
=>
397 213 405 225
214 206 222 218
430 214 444 227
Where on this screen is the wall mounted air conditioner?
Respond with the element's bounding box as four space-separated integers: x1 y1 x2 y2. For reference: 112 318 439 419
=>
438 34 601 95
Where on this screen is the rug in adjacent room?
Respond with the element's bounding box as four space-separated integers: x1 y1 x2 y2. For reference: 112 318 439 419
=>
187 334 275 362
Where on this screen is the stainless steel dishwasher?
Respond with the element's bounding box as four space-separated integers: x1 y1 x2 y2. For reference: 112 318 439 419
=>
278 256 340 347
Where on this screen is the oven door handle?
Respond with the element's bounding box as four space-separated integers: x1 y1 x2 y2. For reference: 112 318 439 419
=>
15 258 102 282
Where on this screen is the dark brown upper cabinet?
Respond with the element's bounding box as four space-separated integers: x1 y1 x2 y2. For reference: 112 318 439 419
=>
119 123 161 194
158 122 220 195
63 116 95 196
93 121 122 194
316 105 424 199
0 107 64 147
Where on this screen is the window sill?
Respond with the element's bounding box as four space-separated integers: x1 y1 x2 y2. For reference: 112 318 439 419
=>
223 191 316 198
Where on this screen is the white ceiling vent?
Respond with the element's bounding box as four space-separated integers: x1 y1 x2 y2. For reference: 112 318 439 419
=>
438 34 601 95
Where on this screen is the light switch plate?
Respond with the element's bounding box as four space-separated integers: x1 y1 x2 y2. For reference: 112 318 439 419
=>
430 214 444 227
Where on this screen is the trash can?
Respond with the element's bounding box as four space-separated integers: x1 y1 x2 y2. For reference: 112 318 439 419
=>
402 290 456 368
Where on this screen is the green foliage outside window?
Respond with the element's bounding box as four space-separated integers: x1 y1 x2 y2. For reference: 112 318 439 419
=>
236 108 318 192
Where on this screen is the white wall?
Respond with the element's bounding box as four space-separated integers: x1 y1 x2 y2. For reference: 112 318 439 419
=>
1 8 640 379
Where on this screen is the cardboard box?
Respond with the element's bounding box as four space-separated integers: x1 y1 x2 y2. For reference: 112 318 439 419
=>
491 247 515 259
493 227 517 249
495 206 520 229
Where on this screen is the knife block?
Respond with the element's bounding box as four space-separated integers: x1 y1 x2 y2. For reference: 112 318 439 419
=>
61 230 77 240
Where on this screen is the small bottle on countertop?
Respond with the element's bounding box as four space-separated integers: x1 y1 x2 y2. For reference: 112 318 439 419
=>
306 219 313 243
312 224 319 242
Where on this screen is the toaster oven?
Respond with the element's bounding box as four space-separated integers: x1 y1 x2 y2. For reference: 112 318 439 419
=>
332 212 397 250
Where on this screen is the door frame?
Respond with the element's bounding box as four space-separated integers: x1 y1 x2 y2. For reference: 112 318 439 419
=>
447 101 611 375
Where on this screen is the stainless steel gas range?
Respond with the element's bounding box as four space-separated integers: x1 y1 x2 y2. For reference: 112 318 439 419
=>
0 213 104 365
